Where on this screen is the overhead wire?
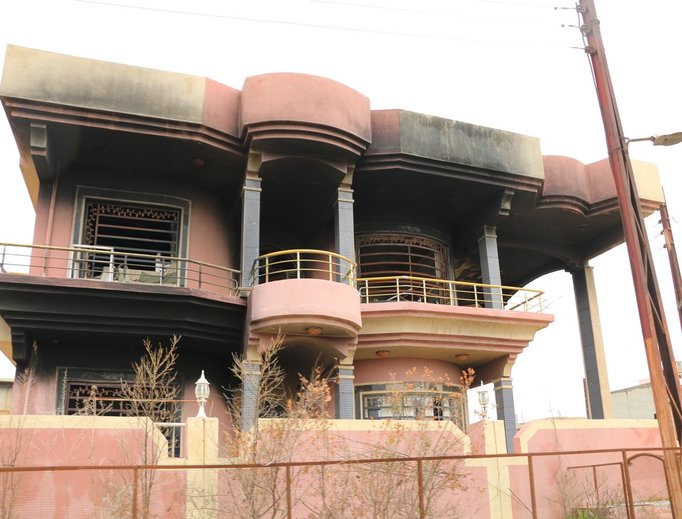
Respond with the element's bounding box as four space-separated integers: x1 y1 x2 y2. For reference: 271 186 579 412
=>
74 0 579 50
308 0 563 26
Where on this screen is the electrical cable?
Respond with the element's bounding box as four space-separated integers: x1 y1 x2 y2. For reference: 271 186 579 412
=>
308 0 560 26
74 0 578 50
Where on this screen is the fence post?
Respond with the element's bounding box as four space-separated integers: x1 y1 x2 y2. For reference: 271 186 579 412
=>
621 451 635 519
286 465 293 519
132 468 139 519
528 454 537 518
417 459 425 519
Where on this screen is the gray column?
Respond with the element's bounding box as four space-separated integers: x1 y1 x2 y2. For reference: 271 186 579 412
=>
571 265 613 419
241 361 261 431
240 154 263 290
478 225 503 309
493 377 517 454
335 167 356 284
335 366 355 419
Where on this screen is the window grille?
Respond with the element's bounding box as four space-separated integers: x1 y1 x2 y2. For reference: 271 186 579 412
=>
82 200 180 269
356 233 448 279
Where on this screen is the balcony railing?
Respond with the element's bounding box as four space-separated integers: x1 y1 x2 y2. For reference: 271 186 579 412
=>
250 249 356 286
0 243 240 296
356 275 545 313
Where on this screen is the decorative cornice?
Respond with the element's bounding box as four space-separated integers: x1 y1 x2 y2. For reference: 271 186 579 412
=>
356 153 544 192
3 98 244 156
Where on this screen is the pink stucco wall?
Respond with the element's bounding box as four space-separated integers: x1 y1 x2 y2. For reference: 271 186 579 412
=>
354 357 463 386
513 420 666 518
0 420 185 519
241 73 371 143
249 278 362 336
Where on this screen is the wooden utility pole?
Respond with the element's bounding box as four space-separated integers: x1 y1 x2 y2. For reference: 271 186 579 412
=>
577 1 682 515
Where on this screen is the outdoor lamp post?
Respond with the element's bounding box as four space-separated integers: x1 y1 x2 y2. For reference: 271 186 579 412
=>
626 131 682 331
477 381 489 420
195 370 210 418
626 132 682 147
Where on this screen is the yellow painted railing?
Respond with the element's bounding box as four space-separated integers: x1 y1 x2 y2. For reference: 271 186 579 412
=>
0 242 240 296
250 249 356 286
356 275 545 313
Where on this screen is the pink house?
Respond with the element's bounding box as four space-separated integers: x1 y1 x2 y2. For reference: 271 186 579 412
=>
0 45 672 518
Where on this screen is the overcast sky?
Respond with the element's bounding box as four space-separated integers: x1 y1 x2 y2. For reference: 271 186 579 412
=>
1 0 681 421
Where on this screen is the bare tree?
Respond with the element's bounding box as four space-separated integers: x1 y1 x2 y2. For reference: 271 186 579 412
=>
92 336 181 519
0 342 38 519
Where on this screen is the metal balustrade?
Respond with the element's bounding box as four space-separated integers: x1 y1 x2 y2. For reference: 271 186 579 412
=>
356 275 545 313
1 243 544 312
0 242 240 296
250 249 356 286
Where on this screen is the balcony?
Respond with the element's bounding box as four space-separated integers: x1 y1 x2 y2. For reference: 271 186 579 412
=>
356 276 545 313
0 243 246 362
250 249 356 286
248 250 361 337
0 242 240 297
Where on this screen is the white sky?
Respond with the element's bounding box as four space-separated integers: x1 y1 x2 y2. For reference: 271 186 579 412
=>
0 0 681 421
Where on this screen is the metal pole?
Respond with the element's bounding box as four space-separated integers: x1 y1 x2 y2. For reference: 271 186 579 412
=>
286 465 292 519
528 454 537 519
578 1 682 516
621 451 635 519
417 459 425 519
132 468 139 519
660 202 682 331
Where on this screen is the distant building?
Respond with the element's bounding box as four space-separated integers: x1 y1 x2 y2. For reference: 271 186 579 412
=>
611 361 682 419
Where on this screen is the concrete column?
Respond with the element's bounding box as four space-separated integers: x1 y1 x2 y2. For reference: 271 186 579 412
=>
335 166 356 284
493 377 517 454
240 152 263 290
186 417 219 518
478 225 503 309
335 365 355 419
571 265 613 419
241 361 261 431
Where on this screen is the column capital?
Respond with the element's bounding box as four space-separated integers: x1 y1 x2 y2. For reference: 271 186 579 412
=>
246 150 262 173
479 224 498 240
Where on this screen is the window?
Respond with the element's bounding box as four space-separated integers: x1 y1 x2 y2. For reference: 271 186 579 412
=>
355 382 466 429
72 188 190 285
356 233 448 279
82 200 180 259
56 367 182 456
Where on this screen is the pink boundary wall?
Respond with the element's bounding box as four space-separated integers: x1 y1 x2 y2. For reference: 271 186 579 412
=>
0 416 669 518
512 418 666 519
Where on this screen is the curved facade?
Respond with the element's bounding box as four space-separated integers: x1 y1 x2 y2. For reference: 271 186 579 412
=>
0 46 665 452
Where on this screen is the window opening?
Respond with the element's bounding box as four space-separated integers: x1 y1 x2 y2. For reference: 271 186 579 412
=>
76 199 181 284
57 367 182 457
356 382 465 429
356 233 448 279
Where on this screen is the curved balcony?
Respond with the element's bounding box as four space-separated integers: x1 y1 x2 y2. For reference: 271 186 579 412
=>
0 242 240 297
248 249 361 337
356 275 545 313
250 249 356 286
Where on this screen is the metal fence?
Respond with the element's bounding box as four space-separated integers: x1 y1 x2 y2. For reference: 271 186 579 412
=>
0 446 674 518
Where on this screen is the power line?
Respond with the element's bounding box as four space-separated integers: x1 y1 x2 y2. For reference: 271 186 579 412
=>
74 0 579 50
308 0 565 26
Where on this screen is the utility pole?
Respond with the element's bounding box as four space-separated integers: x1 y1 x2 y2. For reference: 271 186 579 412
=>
578 1 682 515
660 201 682 331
